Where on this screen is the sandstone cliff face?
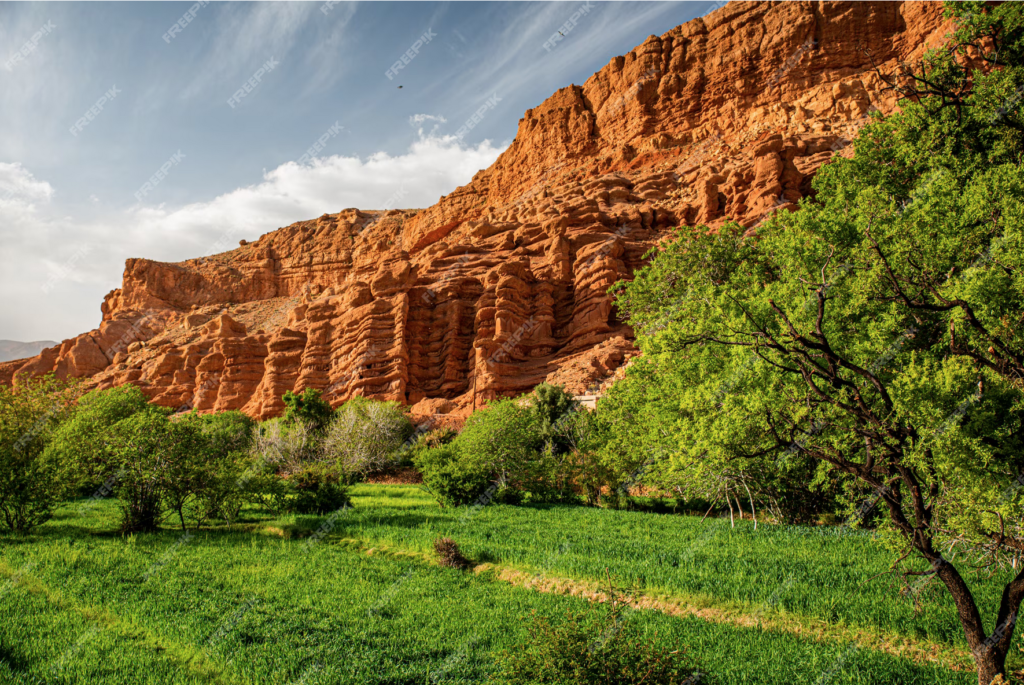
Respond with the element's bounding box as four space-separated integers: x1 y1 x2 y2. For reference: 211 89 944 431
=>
1 1 951 418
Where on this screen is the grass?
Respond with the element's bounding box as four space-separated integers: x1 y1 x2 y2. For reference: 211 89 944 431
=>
0 488 999 684
304 484 1017 652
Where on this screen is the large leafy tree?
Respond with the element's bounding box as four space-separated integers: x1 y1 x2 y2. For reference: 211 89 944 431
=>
0 374 81 531
610 3 1024 682
44 384 151 488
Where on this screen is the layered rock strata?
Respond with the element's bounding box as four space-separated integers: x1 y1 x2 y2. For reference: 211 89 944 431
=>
1 2 952 418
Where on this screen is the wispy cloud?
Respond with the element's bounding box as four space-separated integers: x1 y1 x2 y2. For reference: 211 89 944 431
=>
178 3 318 101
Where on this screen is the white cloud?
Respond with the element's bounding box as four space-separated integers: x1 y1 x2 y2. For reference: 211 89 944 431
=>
0 162 54 206
410 113 447 125
0 132 506 341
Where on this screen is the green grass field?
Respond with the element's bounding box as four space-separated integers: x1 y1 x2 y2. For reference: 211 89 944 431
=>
0 485 1005 684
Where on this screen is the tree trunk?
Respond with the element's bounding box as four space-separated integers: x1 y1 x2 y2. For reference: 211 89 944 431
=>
975 651 1006 685
934 557 1024 685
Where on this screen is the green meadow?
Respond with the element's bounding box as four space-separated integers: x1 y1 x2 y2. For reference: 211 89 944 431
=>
0 485 998 684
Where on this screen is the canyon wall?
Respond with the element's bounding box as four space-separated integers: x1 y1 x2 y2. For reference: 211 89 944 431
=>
1 1 952 418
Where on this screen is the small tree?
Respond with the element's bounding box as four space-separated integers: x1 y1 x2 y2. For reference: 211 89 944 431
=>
193 410 256 521
457 397 543 489
282 388 334 432
158 416 213 532
532 383 579 455
557 409 614 506
323 397 413 480
106 409 173 533
0 374 81 531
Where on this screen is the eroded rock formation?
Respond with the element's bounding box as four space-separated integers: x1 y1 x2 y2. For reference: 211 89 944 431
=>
1 1 953 418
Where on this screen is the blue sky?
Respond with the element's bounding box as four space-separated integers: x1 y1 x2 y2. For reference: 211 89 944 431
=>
0 1 711 342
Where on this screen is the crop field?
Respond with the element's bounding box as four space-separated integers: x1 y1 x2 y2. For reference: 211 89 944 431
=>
0 485 1010 684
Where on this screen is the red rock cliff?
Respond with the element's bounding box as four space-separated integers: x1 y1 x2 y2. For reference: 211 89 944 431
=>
1 1 952 418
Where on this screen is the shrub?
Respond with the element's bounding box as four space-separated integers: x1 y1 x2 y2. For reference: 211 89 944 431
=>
405 427 457 466
186 410 256 522
490 580 701 685
414 443 492 507
0 374 81 531
323 397 414 480
433 537 470 570
250 419 323 473
282 388 334 432
284 464 350 515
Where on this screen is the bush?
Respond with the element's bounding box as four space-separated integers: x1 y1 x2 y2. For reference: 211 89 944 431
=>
490 580 701 685
414 443 492 507
282 388 334 432
106 409 176 532
284 464 350 515
250 418 350 515
433 537 471 569
250 419 322 473
405 427 457 466
0 375 81 531
323 397 414 480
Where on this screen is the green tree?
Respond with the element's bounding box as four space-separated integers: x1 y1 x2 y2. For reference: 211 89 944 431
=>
106 409 172 533
531 383 579 452
0 375 81 531
282 388 334 432
610 4 1024 680
192 410 256 521
44 384 151 489
457 397 542 489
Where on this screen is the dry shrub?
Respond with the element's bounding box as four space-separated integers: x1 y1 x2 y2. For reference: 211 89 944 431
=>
434 537 471 570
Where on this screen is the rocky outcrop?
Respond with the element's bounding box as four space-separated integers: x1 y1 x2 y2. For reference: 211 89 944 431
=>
1 1 952 418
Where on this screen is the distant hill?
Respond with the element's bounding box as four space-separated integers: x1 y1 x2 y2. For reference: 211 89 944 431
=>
0 340 57 363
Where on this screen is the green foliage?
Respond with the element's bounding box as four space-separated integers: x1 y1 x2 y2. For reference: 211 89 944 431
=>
414 442 492 507
44 384 151 491
0 374 81 531
549 408 615 506
606 3 1024 677
405 427 457 466
283 464 350 515
491 579 700 685
282 388 334 432
531 383 579 454
187 410 256 522
106 409 177 532
102 408 259 532
456 397 542 487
